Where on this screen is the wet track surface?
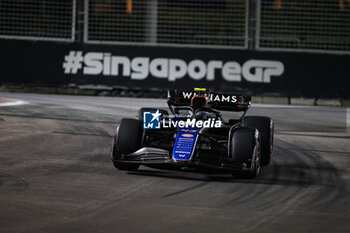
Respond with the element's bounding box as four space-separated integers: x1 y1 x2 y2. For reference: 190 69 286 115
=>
0 93 349 233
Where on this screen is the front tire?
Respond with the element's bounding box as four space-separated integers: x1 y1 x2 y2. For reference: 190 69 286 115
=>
111 118 142 171
230 127 261 179
243 116 273 165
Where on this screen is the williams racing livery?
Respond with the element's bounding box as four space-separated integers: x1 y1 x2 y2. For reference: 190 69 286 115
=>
111 88 274 179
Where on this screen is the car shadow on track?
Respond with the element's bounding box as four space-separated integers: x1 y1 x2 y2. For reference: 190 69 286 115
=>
126 166 325 186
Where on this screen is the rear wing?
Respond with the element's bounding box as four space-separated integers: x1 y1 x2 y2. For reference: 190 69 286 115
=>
167 89 251 112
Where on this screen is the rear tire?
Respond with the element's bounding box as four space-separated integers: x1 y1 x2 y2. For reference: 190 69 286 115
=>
111 118 142 171
243 116 273 165
230 127 261 179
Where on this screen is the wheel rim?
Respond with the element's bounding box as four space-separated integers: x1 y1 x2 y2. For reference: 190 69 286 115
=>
255 150 260 176
255 157 260 176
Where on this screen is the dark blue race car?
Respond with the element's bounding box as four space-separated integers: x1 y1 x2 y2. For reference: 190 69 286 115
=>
111 88 274 179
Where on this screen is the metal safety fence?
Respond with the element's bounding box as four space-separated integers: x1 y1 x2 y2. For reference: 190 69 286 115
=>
84 0 248 48
0 0 76 41
256 0 350 53
0 0 349 53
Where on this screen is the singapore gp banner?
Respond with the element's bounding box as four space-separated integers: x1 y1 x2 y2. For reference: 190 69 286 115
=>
0 39 349 97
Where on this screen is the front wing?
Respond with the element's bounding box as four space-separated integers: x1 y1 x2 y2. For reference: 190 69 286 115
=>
112 147 251 172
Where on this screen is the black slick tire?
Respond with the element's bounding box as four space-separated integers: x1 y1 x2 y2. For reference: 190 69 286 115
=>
111 118 142 171
243 116 273 165
231 127 261 179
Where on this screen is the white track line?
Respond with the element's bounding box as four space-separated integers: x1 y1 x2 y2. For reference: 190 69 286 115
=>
0 99 27 106
347 108 350 132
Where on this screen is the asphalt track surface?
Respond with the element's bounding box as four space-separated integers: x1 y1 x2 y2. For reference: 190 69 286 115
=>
0 92 349 233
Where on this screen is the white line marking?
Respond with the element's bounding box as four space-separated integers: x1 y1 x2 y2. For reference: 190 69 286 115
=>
0 99 28 106
347 108 350 132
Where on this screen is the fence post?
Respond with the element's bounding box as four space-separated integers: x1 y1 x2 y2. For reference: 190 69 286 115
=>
76 0 85 43
146 0 158 43
248 0 258 50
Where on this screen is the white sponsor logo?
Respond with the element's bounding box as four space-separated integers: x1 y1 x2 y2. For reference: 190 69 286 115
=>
163 118 222 129
63 51 284 83
181 92 238 103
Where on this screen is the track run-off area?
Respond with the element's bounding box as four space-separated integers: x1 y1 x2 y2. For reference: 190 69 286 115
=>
0 92 349 233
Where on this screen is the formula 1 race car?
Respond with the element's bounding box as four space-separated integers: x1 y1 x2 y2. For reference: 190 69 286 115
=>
111 88 274 179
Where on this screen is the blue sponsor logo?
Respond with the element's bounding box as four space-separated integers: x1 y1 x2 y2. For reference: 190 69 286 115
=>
143 110 161 129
